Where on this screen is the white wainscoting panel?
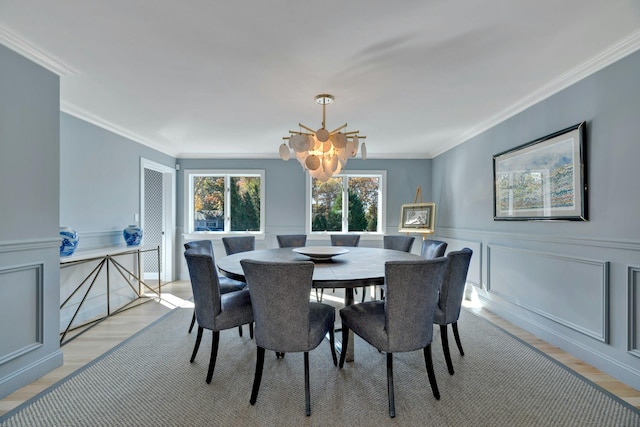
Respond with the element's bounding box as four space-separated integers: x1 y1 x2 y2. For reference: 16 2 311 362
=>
487 244 609 342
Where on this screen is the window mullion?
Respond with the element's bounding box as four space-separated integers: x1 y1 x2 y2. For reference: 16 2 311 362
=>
342 176 349 232
224 176 231 231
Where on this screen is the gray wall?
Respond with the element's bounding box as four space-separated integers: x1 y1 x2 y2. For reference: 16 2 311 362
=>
175 157 432 278
0 45 63 398
432 49 640 388
176 158 431 231
60 113 175 249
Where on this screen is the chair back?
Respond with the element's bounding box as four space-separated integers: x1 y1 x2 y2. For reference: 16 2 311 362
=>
276 234 307 248
184 239 214 257
330 234 360 247
420 239 448 259
222 236 255 255
384 258 449 352
435 248 473 325
241 260 315 352
184 249 223 330
383 235 415 253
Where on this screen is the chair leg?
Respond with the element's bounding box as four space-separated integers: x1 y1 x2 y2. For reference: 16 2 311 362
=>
339 326 349 368
423 344 440 400
250 346 266 405
238 325 243 337
452 322 464 356
190 326 203 362
304 351 311 416
387 352 396 418
188 311 196 333
249 323 254 339
440 324 454 375
205 331 220 384
328 325 337 366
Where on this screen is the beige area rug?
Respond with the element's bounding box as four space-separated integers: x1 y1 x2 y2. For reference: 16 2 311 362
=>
1 307 639 426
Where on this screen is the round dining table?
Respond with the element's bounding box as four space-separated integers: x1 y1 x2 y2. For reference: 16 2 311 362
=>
217 246 423 361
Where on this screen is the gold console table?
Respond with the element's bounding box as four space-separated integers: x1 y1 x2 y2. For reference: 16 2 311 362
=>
59 245 161 345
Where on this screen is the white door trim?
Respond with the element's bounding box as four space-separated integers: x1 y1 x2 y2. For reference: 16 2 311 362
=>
140 158 176 282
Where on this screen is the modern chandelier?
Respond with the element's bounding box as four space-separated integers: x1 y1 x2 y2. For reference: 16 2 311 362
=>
278 94 366 182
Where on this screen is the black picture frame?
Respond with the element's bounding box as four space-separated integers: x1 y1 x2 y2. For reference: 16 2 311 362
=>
493 122 587 221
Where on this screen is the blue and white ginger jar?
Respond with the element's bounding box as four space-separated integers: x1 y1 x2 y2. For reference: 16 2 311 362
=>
123 225 143 246
59 227 79 256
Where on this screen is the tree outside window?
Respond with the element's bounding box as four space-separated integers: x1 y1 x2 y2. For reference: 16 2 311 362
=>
189 171 263 233
310 173 382 233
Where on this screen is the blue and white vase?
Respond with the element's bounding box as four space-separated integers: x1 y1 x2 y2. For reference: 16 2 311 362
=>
59 227 79 256
123 225 143 246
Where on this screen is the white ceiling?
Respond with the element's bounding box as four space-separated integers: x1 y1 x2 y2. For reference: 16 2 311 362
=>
2 1 640 159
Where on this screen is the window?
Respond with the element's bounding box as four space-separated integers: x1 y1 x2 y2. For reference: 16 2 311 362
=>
185 170 265 233
308 171 385 234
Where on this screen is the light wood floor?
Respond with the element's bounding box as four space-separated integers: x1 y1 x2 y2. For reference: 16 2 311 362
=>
1 281 639 417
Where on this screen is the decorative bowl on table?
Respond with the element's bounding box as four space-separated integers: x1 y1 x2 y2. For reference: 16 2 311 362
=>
292 246 349 261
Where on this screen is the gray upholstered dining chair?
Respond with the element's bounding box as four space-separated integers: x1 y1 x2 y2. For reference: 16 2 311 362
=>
421 239 448 259
330 234 360 247
434 248 473 375
378 235 417 300
184 240 248 336
383 235 416 253
276 234 307 248
183 249 254 384
338 258 449 418
327 234 361 302
222 235 256 255
240 259 337 416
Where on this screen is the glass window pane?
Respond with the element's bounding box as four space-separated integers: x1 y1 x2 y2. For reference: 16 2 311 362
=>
311 177 343 232
193 176 224 231
347 176 379 232
230 176 261 231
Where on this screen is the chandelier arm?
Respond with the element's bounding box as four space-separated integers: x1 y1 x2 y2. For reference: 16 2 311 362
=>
288 130 314 135
329 123 348 135
344 130 360 135
298 123 316 133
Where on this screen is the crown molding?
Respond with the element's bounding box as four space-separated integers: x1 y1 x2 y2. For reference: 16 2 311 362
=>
432 28 640 158
61 101 179 158
0 22 78 76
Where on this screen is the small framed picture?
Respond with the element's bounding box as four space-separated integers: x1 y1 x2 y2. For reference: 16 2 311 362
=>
398 202 436 233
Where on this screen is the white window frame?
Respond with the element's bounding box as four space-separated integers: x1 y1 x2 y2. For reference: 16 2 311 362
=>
305 170 386 236
184 169 265 235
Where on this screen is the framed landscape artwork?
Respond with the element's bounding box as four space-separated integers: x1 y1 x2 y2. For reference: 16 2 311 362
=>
493 122 587 221
398 202 436 233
